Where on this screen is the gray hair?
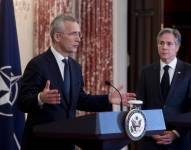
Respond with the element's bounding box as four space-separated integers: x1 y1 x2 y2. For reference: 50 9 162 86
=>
50 15 77 42
157 28 181 46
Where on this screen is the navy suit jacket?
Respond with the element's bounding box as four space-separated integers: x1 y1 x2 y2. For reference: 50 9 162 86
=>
17 49 112 150
136 59 191 150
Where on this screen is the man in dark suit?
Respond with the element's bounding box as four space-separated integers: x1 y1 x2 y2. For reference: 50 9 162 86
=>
17 15 136 150
136 28 191 150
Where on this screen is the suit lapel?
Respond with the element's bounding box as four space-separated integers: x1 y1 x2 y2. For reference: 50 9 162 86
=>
166 59 183 102
46 49 70 108
68 57 79 107
153 63 164 103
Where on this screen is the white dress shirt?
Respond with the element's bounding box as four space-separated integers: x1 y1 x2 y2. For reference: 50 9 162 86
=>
160 57 177 84
38 46 68 106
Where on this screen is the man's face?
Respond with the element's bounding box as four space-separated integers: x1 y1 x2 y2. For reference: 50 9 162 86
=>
157 33 179 64
58 21 81 54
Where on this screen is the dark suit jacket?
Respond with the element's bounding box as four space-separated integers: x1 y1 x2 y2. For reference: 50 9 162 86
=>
136 59 191 150
17 49 112 150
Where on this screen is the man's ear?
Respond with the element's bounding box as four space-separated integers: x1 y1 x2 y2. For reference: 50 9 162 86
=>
176 45 180 53
53 33 61 42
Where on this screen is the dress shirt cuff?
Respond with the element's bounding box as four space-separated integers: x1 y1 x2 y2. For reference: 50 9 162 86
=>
38 92 44 106
172 130 180 138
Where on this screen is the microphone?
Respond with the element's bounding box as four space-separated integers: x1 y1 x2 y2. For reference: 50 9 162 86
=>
105 81 123 111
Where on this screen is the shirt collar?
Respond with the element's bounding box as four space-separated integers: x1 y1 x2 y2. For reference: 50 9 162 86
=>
50 46 68 62
160 57 177 70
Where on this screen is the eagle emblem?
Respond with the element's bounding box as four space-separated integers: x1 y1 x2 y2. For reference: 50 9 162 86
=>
125 109 146 141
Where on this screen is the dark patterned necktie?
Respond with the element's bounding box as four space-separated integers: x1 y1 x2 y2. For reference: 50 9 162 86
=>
62 59 70 101
161 65 170 102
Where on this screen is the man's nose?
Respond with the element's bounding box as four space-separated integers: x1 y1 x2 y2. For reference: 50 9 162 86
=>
75 36 81 42
162 43 168 49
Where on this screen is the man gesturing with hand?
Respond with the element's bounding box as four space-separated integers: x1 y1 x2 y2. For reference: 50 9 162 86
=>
17 15 136 150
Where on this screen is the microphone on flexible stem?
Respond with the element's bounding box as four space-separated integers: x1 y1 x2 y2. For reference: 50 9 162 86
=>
105 81 123 111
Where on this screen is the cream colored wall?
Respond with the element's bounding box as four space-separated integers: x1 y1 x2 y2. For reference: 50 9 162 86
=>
14 0 34 73
113 0 128 107
113 0 128 149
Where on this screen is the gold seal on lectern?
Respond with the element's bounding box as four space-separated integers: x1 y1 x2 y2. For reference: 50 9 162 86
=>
124 109 146 141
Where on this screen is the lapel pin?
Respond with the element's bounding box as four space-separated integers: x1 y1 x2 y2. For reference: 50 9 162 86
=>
177 72 181 74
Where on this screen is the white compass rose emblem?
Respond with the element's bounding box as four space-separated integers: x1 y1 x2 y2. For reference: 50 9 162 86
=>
0 66 21 116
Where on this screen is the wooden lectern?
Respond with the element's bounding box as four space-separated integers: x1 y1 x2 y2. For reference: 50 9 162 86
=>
34 109 165 150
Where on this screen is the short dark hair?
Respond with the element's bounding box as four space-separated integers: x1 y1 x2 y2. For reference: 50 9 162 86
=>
50 15 77 42
157 28 181 46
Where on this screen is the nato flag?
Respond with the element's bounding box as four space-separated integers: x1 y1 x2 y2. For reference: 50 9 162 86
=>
0 0 25 150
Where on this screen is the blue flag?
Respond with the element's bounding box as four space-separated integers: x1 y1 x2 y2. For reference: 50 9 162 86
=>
0 0 25 150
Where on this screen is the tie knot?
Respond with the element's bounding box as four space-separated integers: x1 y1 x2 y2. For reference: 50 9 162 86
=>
62 59 68 64
163 65 169 71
